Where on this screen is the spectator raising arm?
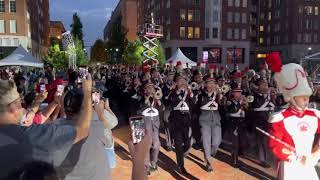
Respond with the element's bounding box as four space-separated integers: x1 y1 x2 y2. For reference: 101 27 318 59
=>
74 74 93 143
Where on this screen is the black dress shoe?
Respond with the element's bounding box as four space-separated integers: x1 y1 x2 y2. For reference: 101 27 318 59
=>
206 164 213 172
192 143 202 150
260 162 271 168
178 166 188 174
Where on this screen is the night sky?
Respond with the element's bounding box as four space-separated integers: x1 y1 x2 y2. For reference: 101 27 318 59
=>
50 0 119 51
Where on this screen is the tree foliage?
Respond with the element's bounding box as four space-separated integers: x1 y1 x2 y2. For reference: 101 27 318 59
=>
91 39 107 63
70 13 84 47
123 40 145 65
44 44 68 69
123 39 165 65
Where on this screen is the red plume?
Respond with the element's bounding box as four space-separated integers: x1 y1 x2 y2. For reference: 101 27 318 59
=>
220 66 225 70
142 66 150 73
266 52 283 73
209 64 216 69
176 61 182 66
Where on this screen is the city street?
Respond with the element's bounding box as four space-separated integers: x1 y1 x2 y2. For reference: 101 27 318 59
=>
111 125 277 180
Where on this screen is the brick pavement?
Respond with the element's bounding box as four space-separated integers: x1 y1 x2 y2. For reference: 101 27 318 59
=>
110 126 277 180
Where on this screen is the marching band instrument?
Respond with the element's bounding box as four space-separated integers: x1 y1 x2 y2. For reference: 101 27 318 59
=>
220 84 231 95
154 87 163 100
190 82 199 91
246 95 254 103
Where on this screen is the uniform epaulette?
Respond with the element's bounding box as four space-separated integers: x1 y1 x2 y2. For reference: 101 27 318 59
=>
268 109 286 123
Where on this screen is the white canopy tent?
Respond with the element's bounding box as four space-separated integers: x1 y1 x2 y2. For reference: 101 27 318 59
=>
166 48 197 68
0 45 43 68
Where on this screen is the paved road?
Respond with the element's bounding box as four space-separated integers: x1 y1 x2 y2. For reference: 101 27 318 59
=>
110 126 277 180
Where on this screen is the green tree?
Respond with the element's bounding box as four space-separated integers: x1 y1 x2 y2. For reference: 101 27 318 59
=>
74 38 88 66
144 40 165 65
70 13 84 47
123 40 145 65
91 39 107 63
44 44 68 69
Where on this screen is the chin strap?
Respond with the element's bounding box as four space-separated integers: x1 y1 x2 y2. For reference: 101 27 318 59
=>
290 98 305 112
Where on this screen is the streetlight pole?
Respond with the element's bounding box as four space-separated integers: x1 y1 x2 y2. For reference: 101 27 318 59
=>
308 46 312 75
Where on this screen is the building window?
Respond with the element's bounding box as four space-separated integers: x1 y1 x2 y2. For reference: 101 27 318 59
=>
235 0 240 7
180 9 186 21
315 7 319 15
275 10 281 18
166 0 170 8
10 20 16 33
274 23 280 32
0 20 5 33
213 10 219 22
299 6 303 14
241 13 247 24
188 27 194 38
268 0 272 8
213 0 218 6
13 38 19 46
234 13 240 23
9 0 16 13
193 0 200 5
234 28 239 39
268 12 272 20
306 19 313 29
188 10 193 21
227 28 233 39
205 28 210 39
212 28 218 38
297 33 302 43
267 37 271 45
305 6 313 15
259 37 264 44
260 13 265 20
276 0 281 6
274 36 280 45
227 12 233 23
242 0 247 7
194 27 200 38
260 26 264 32
267 25 271 32
303 34 312 43
314 34 318 43
228 0 233 7
314 20 319 30
241 29 246 40
0 0 4 13
194 10 200 21
180 27 185 38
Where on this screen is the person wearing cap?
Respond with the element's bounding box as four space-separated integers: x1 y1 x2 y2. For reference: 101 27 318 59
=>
162 71 175 151
196 76 222 172
226 84 249 168
165 73 193 174
249 77 276 168
190 70 204 150
137 81 161 174
129 77 142 117
266 52 320 180
208 64 217 78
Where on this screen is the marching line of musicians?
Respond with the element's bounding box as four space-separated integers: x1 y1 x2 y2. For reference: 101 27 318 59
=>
100 62 318 175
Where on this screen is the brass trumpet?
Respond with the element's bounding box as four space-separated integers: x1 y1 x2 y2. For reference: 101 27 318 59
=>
190 82 199 91
246 95 254 103
154 88 163 100
221 84 230 95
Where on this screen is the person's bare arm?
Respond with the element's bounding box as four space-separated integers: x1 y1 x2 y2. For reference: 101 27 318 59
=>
31 91 48 113
129 132 152 180
73 74 93 143
94 100 118 130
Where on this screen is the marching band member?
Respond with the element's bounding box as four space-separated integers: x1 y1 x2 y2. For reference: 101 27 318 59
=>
162 71 175 151
138 81 161 173
166 73 193 174
196 76 222 172
190 70 204 150
266 52 320 180
227 85 249 167
129 77 142 116
208 64 217 78
250 77 276 167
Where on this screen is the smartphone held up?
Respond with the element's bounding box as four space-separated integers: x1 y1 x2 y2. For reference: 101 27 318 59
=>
129 116 146 144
